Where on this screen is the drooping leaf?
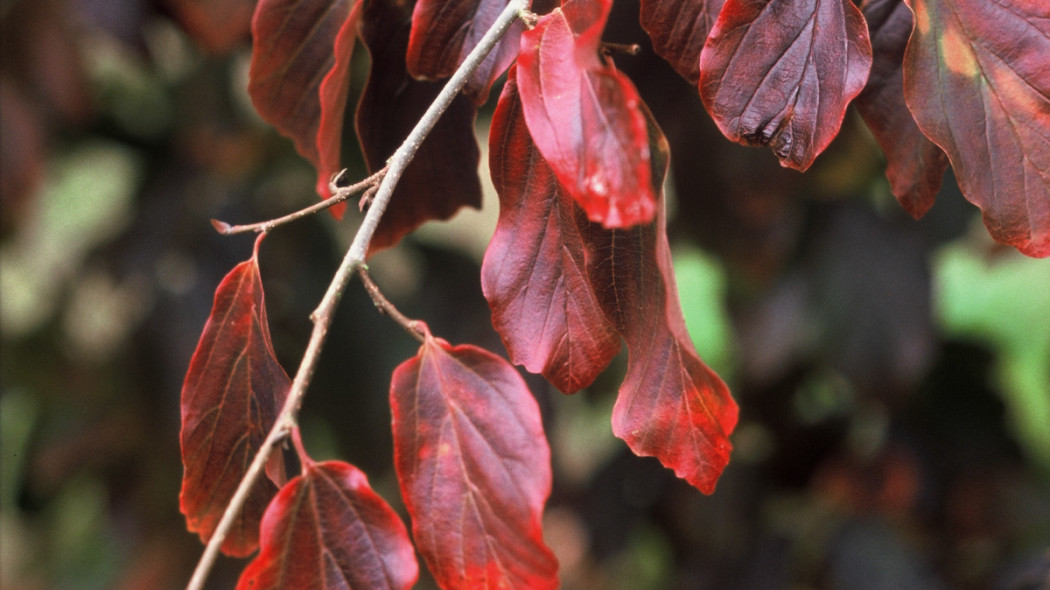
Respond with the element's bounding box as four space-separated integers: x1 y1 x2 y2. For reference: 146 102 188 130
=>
357 0 483 255
517 0 657 229
180 235 289 557
699 0 873 171
165 0 254 53
582 108 739 494
390 328 559 589
406 0 527 104
855 0 949 218
902 0 1050 257
236 460 419 590
248 0 361 216
640 0 726 85
482 68 621 394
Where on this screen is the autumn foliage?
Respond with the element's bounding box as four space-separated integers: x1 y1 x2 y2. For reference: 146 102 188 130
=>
177 0 1049 587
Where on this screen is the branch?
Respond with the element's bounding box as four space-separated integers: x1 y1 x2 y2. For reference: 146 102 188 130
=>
184 2 529 589
211 169 387 235
358 268 426 343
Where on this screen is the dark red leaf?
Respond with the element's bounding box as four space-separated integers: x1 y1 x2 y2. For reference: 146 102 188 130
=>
855 0 949 218
699 0 873 171
640 0 726 85
390 328 559 589
248 0 362 216
582 108 738 494
180 235 289 557
902 0 1050 257
236 461 418 590
406 0 527 104
357 0 483 255
165 0 254 53
517 0 657 229
482 68 621 394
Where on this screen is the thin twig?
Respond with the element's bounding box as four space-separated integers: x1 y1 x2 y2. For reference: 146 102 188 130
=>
211 169 387 235
358 268 426 343
184 2 527 589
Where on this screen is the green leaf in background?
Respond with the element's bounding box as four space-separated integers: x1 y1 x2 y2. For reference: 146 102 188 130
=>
935 242 1050 473
673 244 735 377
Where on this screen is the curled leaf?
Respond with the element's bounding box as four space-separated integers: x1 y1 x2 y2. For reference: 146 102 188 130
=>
699 0 873 171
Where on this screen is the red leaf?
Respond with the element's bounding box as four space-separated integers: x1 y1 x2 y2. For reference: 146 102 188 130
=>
699 0 873 171
180 235 289 557
482 68 621 394
640 0 726 85
165 0 254 53
406 0 527 104
582 108 738 494
236 461 418 590
855 0 949 218
390 329 559 589
248 0 362 216
902 0 1050 257
357 0 483 255
517 0 657 229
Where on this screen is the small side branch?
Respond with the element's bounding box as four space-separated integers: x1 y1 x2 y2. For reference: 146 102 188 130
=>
212 169 387 235
358 268 426 343
184 2 528 589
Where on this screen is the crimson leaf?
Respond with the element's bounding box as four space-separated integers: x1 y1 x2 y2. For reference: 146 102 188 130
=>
517 0 657 228
855 0 949 218
699 0 873 171
248 0 361 216
406 0 527 104
357 0 483 255
390 327 559 589
482 67 621 394
236 460 418 590
180 235 289 557
902 0 1050 257
640 0 726 85
581 109 739 494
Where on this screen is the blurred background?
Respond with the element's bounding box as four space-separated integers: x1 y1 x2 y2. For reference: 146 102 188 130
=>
2 0 1048 588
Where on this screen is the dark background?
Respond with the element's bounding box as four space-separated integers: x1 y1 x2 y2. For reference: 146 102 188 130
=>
2 0 1048 588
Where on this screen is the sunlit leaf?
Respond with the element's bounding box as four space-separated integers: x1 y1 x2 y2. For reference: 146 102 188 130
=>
357 0 483 255
390 328 559 589
517 0 657 228
236 460 418 590
180 235 289 557
855 0 949 218
699 0 873 171
640 0 726 85
902 0 1050 257
482 69 621 393
406 0 527 104
248 0 361 216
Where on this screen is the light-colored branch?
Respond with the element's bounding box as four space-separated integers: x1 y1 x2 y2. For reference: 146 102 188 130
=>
212 169 387 235
184 2 528 589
